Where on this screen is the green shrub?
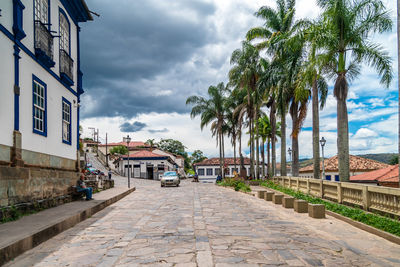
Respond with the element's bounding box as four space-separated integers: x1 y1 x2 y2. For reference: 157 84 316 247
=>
218 178 251 192
260 181 400 237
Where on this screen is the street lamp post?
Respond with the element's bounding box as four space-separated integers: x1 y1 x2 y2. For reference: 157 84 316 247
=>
320 137 326 180
288 147 292 177
124 135 131 188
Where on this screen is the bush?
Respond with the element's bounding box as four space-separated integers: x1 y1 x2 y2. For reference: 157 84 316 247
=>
217 178 251 192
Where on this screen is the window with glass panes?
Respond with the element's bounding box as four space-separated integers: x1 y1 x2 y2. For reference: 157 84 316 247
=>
33 81 45 133
206 168 213 176
59 12 69 53
62 100 71 143
34 0 48 23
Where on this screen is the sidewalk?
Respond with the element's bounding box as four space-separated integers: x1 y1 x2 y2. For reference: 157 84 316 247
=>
0 186 135 265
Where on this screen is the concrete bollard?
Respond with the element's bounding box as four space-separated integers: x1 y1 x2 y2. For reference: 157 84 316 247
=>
294 200 308 213
264 191 274 201
308 203 325 218
272 194 284 204
257 190 267 199
282 197 294 208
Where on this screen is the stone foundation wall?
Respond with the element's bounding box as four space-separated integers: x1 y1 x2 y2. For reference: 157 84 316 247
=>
0 165 79 207
0 144 11 163
22 150 76 170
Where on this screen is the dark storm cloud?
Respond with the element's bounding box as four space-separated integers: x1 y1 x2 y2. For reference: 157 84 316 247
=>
148 128 169 134
80 0 217 118
119 121 147 132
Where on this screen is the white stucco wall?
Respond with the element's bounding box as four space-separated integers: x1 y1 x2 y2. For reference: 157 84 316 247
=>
0 0 81 161
19 52 77 160
0 36 14 147
0 1 13 33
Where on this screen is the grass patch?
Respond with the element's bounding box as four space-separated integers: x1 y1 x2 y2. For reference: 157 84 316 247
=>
217 178 251 192
260 180 400 237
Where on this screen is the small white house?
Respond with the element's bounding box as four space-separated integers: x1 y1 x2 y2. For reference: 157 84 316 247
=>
115 151 175 180
194 157 267 182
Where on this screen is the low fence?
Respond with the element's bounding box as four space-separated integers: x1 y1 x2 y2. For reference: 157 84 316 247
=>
273 176 400 217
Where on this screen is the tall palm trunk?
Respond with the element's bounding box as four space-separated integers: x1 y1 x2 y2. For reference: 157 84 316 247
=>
280 108 287 176
219 132 223 179
267 138 271 177
255 108 260 179
233 134 237 172
290 104 299 177
270 103 276 177
249 114 255 178
397 0 400 187
222 132 225 178
261 140 265 178
238 131 242 173
312 78 320 179
335 70 350 182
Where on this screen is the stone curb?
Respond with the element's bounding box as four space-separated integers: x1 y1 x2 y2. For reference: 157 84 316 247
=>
252 186 400 246
0 187 136 266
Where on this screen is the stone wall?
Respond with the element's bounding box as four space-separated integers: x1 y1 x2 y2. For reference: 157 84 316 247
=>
0 165 79 207
0 144 11 163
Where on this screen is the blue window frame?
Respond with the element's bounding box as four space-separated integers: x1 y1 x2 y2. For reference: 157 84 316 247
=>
59 8 71 55
62 97 71 145
326 175 331 181
335 175 340 181
32 75 47 136
198 168 204 176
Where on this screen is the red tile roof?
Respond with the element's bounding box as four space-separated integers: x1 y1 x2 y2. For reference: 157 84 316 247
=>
99 141 148 148
299 155 389 173
123 150 167 158
350 164 399 183
195 157 251 166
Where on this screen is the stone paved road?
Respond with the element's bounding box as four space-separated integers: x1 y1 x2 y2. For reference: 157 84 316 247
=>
6 179 400 267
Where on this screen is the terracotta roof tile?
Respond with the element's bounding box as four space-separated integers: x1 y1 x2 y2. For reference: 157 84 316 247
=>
99 141 148 148
350 164 399 183
194 157 251 166
123 151 167 158
299 155 389 173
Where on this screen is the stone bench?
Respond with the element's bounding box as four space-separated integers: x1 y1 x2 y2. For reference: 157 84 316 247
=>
272 194 284 204
257 190 267 199
308 203 325 219
282 197 294 208
294 200 308 213
264 191 274 201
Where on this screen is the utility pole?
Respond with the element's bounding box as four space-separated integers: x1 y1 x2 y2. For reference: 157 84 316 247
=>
106 132 108 167
96 129 99 156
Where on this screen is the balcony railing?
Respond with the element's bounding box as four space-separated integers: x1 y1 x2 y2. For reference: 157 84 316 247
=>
34 20 55 68
60 49 74 86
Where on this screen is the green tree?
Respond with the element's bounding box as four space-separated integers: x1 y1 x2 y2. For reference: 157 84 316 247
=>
186 83 229 178
158 139 191 170
318 0 393 181
389 155 398 165
191 150 207 166
109 145 128 155
145 139 157 151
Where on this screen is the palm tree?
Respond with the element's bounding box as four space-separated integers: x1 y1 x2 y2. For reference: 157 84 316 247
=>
318 0 393 181
247 0 299 177
229 41 261 178
145 139 157 152
259 115 281 177
297 19 329 179
186 82 229 178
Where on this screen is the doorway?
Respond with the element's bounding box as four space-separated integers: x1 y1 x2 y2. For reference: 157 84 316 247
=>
147 166 154 180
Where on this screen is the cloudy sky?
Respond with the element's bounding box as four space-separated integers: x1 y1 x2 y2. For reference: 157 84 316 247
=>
80 0 398 160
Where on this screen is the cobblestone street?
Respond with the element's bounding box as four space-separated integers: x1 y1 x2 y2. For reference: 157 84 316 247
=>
6 179 400 267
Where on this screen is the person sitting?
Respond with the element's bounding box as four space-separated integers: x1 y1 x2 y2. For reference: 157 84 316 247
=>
193 172 199 182
216 174 222 182
77 174 93 200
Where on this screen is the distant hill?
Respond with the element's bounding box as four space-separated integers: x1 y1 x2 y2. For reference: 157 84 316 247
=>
357 153 397 165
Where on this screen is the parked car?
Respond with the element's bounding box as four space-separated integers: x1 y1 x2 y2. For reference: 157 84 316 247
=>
160 171 180 187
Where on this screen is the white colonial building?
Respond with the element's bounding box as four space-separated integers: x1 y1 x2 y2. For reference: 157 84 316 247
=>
0 1 92 206
194 157 267 183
